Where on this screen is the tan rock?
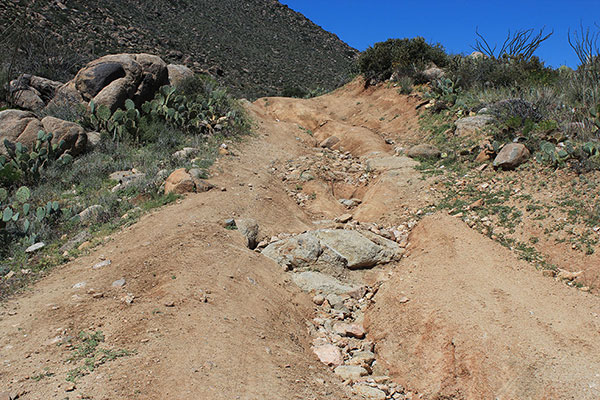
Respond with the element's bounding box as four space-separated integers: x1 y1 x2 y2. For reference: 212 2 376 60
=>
493 143 530 170
312 343 343 366
319 136 340 149
41 116 87 156
164 168 196 194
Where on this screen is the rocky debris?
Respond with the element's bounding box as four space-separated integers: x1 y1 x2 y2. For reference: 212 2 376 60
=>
112 278 126 287
406 144 441 160
49 53 169 112
354 384 387 400
454 114 496 137
333 322 366 339
24 242 45 253
493 143 530 170
9 74 63 111
164 168 215 195
235 218 260 249
272 148 374 207
92 260 112 270
167 64 194 87
78 205 104 223
292 271 358 294
0 110 87 156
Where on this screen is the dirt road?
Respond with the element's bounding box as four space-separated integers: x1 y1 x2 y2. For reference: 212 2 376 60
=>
1 79 600 399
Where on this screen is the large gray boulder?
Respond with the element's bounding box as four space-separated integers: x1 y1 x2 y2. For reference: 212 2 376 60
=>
49 53 169 112
493 143 530 170
262 229 401 272
312 229 398 269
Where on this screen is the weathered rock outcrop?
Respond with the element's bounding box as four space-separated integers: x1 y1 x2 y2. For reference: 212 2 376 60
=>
9 74 63 111
0 110 86 156
49 54 169 112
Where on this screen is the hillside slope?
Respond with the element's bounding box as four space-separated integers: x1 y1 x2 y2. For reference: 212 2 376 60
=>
0 0 357 99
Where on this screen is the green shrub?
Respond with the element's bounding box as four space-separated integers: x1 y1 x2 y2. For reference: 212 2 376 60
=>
358 37 448 84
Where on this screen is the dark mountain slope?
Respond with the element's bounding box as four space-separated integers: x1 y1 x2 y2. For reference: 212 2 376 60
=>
0 0 358 98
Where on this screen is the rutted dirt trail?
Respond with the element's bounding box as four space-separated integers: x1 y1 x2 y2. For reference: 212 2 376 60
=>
1 79 600 399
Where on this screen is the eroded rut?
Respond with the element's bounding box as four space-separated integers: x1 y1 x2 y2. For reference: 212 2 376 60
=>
2 79 600 400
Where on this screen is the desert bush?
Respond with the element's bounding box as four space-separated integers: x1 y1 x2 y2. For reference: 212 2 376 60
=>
358 37 448 84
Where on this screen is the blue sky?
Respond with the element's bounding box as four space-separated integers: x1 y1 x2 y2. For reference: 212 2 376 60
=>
281 0 599 68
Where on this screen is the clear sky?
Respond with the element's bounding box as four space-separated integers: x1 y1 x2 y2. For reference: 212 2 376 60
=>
280 0 599 68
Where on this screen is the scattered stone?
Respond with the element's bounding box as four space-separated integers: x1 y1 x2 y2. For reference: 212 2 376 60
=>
493 143 530 170
312 343 343 367
398 296 410 304
406 144 441 160
335 213 353 223
348 351 376 366
25 242 45 253
72 281 86 289
4 270 15 280
313 294 325 305
65 383 76 392
333 322 366 339
112 278 126 287
334 365 368 381
122 293 135 304
164 300 175 307
235 218 259 249
354 384 387 400
92 259 111 269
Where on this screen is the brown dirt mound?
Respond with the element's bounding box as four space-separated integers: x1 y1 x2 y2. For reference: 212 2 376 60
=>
366 213 600 399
